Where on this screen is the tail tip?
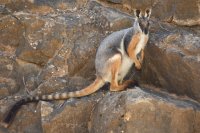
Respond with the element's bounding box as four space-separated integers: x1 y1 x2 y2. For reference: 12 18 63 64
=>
0 122 9 128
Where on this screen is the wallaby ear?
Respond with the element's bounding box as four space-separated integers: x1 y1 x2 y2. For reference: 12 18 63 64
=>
145 9 151 18
134 9 141 18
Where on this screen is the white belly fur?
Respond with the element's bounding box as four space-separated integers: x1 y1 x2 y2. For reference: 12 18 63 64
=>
117 36 133 81
118 55 133 81
118 33 148 81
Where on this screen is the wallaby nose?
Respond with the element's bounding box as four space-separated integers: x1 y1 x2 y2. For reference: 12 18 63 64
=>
144 28 148 34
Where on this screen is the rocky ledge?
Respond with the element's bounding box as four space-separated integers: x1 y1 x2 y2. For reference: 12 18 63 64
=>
1 87 200 133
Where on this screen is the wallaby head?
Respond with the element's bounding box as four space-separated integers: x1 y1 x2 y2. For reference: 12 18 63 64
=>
134 8 151 34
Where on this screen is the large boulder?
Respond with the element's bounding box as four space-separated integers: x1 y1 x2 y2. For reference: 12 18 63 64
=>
90 88 200 133
41 95 101 133
100 0 200 26
141 22 200 102
26 87 200 133
1 87 200 133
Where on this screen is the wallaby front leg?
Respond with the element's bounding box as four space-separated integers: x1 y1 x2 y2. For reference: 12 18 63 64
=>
130 52 141 70
139 49 144 64
127 33 141 70
135 60 141 70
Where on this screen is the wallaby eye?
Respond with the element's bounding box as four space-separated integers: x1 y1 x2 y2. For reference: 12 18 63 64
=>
138 21 143 30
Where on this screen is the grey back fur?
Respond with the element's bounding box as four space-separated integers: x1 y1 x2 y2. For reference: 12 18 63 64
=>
95 27 136 78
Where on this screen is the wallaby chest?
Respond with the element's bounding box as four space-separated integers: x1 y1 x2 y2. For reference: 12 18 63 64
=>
117 32 148 79
135 34 148 56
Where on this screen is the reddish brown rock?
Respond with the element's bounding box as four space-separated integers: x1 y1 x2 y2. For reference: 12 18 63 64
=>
90 88 200 133
0 77 16 98
141 22 200 102
100 0 200 26
0 55 19 96
41 98 97 133
0 0 88 13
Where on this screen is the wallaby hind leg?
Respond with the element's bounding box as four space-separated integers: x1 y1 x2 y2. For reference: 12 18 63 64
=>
109 54 132 91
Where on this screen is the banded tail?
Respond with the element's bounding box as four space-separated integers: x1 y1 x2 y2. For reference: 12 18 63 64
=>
1 77 104 128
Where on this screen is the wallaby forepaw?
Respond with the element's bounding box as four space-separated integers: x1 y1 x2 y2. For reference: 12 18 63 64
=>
135 63 141 70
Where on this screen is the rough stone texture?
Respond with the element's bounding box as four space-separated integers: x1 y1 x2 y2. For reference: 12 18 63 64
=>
90 88 200 133
141 22 200 102
100 0 200 26
107 0 123 4
0 0 200 133
35 76 91 96
11 87 199 133
41 96 101 133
